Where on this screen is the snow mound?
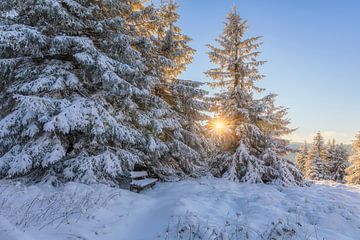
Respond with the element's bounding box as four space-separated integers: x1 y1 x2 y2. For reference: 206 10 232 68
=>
0 179 360 239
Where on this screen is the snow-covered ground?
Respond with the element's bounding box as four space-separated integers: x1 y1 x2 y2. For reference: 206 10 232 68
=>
1 178 360 240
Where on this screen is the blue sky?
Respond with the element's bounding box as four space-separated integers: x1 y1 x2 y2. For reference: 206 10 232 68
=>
174 0 360 144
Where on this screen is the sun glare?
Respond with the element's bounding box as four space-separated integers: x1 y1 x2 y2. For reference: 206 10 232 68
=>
214 121 225 132
209 118 228 136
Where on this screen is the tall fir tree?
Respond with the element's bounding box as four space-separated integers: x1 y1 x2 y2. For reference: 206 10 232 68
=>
119 0 209 177
157 0 195 81
156 0 209 161
305 132 326 180
295 141 308 175
140 0 210 177
206 8 303 186
0 0 206 184
346 133 360 184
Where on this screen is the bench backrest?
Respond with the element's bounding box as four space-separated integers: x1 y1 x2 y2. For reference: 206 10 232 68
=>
130 171 148 179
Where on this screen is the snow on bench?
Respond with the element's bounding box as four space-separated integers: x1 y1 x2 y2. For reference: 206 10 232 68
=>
129 171 158 193
130 171 148 179
131 178 158 188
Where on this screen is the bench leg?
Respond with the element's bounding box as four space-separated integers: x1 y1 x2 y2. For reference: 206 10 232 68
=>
130 183 156 193
130 186 141 193
130 186 137 193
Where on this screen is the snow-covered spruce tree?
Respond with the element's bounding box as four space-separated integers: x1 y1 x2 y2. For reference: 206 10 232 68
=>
306 156 325 181
346 133 360 184
305 132 326 180
0 0 151 185
206 8 303 186
334 144 350 182
160 1 210 176
324 140 336 180
0 0 202 184
157 0 195 82
295 141 308 175
132 1 210 177
324 140 349 182
331 143 349 183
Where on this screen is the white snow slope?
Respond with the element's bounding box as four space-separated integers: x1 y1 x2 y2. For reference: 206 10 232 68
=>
1 178 360 240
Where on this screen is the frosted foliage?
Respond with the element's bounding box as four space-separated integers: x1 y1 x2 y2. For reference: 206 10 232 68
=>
207 9 302 186
325 142 349 183
346 133 360 184
0 0 190 185
0 0 210 184
132 0 209 178
212 142 302 186
0 24 47 58
0 135 65 176
305 132 326 180
11 62 80 94
295 142 308 174
307 155 325 180
63 150 140 184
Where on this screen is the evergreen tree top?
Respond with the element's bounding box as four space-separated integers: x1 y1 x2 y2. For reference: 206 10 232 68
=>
205 8 265 92
299 142 308 153
352 132 360 150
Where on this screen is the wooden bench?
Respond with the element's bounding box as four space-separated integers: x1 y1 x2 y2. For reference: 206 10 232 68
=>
129 171 158 193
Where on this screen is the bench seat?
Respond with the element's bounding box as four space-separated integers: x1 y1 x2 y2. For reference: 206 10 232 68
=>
129 171 158 193
130 178 158 188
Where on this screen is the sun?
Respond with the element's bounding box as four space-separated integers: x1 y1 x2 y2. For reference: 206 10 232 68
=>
208 118 228 135
214 120 225 132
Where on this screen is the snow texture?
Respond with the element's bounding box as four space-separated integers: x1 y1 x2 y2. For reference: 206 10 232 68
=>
1 178 360 240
